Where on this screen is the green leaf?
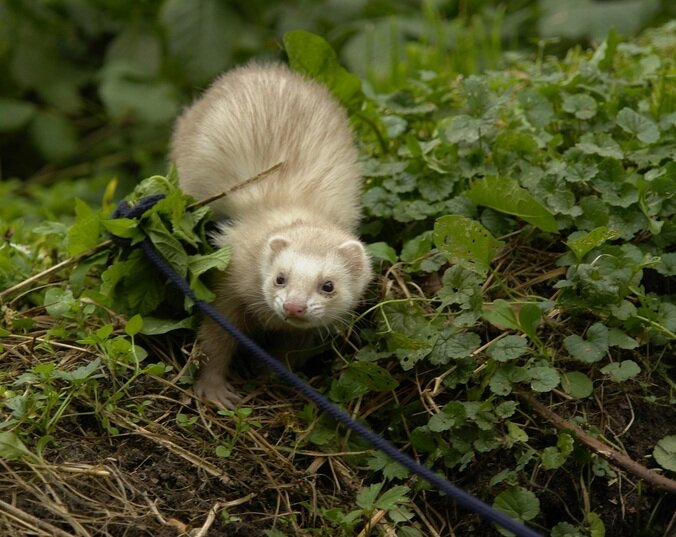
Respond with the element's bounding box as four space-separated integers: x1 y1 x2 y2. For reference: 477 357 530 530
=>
551 522 584 537
529 366 560 392
284 30 362 109
518 304 543 343
187 247 231 277
144 213 188 277
616 107 660 144
433 215 503 276
586 512 606 537
563 323 608 363
562 93 598 120
489 364 528 396
342 361 398 392
600 360 641 382
375 485 410 510
368 242 398 264
140 316 194 335
160 0 237 84
0 432 37 462
102 218 140 240
486 335 529 362
356 483 383 510
68 199 102 256
566 227 621 261
466 176 558 233
29 111 78 162
125 314 144 337
482 300 521 332
607 328 639 349
493 486 540 531
560 371 594 399
99 64 180 124
0 98 36 132
653 435 676 472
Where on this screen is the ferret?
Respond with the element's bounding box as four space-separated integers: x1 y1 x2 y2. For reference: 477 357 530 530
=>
170 63 372 408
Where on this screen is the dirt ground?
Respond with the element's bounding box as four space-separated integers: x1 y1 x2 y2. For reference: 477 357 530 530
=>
1 330 675 537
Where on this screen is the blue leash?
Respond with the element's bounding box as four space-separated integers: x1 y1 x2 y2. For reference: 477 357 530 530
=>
112 198 543 537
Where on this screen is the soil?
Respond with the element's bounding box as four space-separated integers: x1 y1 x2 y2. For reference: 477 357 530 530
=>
1 332 674 537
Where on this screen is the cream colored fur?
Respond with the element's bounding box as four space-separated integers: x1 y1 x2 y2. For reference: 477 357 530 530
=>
170 63 372 408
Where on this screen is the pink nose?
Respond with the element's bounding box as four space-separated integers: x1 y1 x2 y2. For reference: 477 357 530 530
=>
283 302 306 317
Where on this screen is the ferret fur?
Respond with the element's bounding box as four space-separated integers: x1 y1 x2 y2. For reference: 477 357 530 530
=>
170 63 372 408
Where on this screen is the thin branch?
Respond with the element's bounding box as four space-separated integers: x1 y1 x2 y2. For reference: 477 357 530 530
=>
516 390 676 494
187 161 283 210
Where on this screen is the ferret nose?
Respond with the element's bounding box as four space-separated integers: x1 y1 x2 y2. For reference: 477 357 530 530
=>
283 301 306 317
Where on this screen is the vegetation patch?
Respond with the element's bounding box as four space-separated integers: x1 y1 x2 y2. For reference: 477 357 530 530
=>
1 5 675 537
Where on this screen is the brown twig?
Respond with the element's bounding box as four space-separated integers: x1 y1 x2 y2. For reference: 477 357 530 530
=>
0 240 112 304
186 161 283 210
516 390 676 494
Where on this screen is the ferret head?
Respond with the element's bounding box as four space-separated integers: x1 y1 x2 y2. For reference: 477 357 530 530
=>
259 231 372 329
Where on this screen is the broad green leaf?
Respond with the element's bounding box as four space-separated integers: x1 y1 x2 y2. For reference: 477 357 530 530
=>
542 446 567 470
99 64 180 124
284 30 362 109
466 176 558 233
0 432 37 462
600 360 641 382
560 371 594 399
342 361 398 392
44 288 77 318
489 364 528 396
506 422 529 444
160 0 237 84
529 366 560 392
356 483 383 509
486 335 529 362
586 512 606 537
187 247 231 277
102 218 140 240
566 227 621 261
551 522 584 537
653 435 676 472
375 485 410 510
368 242 398 264
607 328 639 349
562 93 598 120
564 323 608 363
125 314 144 337
518 304 543 343
140 316 194 335
616 107 660 144
433 215 503 276
0 98 36 132
493 486 540 532
144 213 188 277
68 199 102 256
482 300 520 331
29 111 78 162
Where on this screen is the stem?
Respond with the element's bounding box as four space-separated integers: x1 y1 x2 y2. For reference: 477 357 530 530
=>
516 389 676 494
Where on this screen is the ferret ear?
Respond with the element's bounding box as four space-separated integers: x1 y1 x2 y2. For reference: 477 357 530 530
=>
338 240 368 273
267 236 290 261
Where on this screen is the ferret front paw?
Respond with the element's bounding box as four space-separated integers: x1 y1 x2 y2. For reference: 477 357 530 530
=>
193 374 242 409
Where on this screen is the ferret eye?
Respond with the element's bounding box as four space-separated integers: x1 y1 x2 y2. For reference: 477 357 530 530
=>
275 273 286 286
320 280 335 294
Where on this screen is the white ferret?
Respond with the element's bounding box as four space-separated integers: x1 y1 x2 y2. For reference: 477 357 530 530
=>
170 63 372 408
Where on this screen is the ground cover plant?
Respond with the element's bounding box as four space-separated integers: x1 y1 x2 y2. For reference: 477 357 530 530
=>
1 5 675 537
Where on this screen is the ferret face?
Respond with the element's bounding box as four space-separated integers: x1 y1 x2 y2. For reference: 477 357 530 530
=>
260 235 371 329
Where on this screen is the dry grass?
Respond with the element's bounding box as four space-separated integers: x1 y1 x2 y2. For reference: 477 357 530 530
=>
1 237 674 536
